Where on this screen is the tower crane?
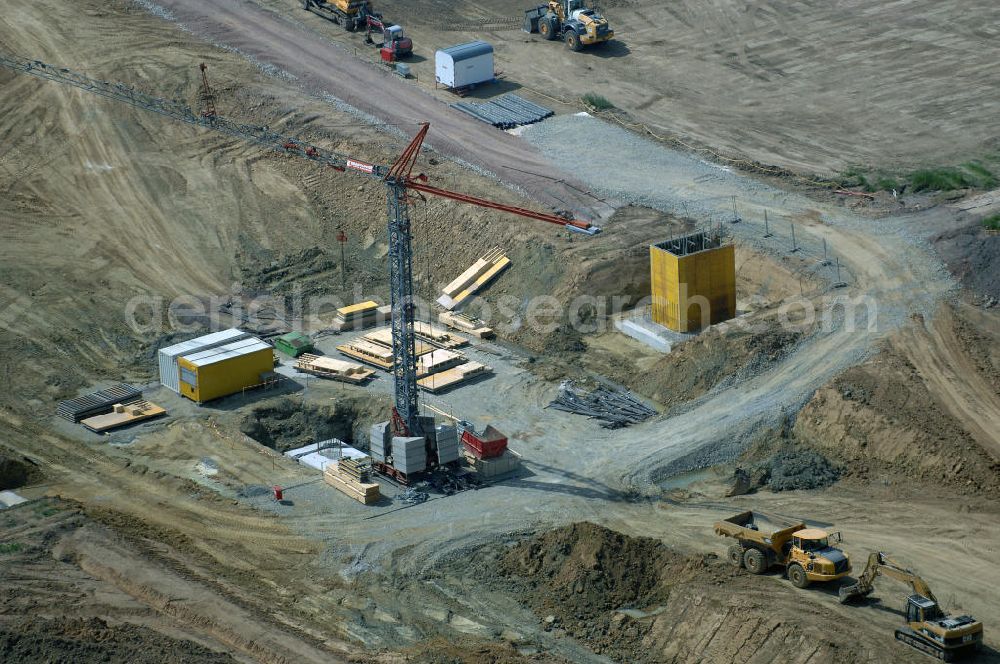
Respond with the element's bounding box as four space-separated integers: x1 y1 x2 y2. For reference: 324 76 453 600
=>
0 53 599 440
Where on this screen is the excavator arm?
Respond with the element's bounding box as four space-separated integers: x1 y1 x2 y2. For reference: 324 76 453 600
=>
839 551 936 603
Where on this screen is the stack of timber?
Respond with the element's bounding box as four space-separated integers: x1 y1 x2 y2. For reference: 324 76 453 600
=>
324 456 380 505
413 321 469 349
418 361 492 393
80 401 166 433
330 301 392 332
436 247 510 310
416 349 465 378
548 381 657 428
336 338 395 370
57 384 143 422
362 329 435 357
295 354 374 383
438 311 495 339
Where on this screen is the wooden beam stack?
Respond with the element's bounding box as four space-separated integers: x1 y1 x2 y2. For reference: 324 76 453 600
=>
323 457 380 505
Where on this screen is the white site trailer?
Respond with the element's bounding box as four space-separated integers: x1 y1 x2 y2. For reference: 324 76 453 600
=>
435 41 494 90
157 328 250 393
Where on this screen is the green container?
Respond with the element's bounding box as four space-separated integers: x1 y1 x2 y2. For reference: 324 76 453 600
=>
274 331 313 358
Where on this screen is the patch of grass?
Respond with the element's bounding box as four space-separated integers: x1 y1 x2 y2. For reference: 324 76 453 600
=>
875 175 900 192
962 161 998 188
982 214 1000 231
909 167 974 192
838 166 873 191
581 93 615 111
0 542 22 554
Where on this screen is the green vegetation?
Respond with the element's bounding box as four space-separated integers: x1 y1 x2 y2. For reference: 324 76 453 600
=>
581 93 615 111
0 542 22 554
983 214 1000 231
909 167 973 192
839 160 996 194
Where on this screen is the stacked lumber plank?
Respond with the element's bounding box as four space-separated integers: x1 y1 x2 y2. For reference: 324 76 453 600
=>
361 328 435 356
323 457 380 505
336 339 395 370
413 321 469 349
416 349 465 378
295 354 374 384
438 311 495 339
57 384 143 422
436 247 510 310
417 361 492 393
80 400 166 433
330 301 392 331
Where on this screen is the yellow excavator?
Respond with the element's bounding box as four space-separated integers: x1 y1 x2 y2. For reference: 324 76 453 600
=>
840 552 984 661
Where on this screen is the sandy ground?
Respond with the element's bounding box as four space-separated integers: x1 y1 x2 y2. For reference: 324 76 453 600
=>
1 0 999 662
250 0 1000 175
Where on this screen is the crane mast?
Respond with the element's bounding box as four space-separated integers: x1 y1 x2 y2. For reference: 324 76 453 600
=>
0 53 599 442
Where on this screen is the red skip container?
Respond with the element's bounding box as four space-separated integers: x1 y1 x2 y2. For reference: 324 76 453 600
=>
461 425 508 460
273 486 283 501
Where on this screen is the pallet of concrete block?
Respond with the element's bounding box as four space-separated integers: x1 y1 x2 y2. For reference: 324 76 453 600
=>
295 353 375 384
80 400 166 433
391 435 427 475
369 421 390 463
416 349 466 378
330 301 392 332
434 423 461 465
323 458 380 505
463 447 521 479
436 247 510 311
413 321 469 349
438 311 495 340
336 338 395 370
417 361 492 393
361 328 436 357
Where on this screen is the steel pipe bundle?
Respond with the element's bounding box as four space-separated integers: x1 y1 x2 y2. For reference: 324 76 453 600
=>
451 93 554 129
548 381 657 428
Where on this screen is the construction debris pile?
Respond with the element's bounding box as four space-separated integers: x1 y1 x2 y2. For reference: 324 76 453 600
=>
451 94 553 129
548 381 657 428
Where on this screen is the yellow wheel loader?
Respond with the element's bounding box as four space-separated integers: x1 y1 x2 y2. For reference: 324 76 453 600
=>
840 552 983 661
523 0 613 52
714 511 852 588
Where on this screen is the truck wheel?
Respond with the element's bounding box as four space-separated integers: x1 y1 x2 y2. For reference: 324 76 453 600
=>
788 564 810 588
727 545 744 568
565 31 583 51
539 18 557 41
743 549 767 575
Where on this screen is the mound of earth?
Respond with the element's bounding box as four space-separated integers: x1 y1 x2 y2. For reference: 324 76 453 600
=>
239 396 384 452
485 523 910 663
632 325 802 410
794 344 1000 496
932 221 1000 300
0 617 236 664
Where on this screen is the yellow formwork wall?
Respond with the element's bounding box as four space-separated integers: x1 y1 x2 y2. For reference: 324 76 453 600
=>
650 244 736 333
177 349 274 403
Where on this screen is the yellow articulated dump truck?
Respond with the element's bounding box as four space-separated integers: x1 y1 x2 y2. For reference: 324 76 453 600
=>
714 510 852 588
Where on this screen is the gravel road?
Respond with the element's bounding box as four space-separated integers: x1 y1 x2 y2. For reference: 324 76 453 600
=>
142 0 613 222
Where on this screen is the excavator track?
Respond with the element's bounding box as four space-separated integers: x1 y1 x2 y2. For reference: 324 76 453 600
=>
895 627 953 662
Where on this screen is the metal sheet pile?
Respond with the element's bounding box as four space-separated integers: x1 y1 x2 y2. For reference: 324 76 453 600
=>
451 93 553 129
57 383 143 422
548 381 657 428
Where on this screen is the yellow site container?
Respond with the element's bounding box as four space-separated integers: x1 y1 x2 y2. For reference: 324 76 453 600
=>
176 338 274 403
650 232 736 333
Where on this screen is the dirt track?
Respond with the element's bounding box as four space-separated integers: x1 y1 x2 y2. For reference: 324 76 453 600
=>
2 1 1000 662
143 0 612 222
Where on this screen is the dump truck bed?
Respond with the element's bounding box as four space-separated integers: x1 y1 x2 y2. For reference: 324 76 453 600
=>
714 511 806 550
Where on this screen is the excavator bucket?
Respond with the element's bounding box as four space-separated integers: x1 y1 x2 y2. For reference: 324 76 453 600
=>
838 582 873 604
